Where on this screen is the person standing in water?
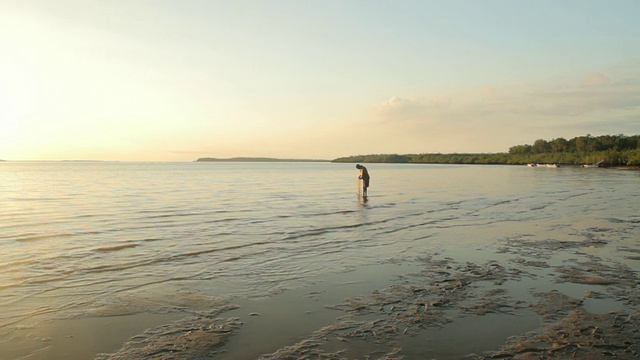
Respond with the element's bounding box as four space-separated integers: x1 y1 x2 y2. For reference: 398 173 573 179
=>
356 164 370 197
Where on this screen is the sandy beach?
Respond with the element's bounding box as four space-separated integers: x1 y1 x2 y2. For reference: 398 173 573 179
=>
96 221 640 359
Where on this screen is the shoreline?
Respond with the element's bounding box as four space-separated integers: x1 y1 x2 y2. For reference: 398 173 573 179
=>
96 233 640 359
3 160 639 171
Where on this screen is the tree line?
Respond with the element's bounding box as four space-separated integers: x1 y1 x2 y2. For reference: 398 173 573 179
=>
332 134 640 166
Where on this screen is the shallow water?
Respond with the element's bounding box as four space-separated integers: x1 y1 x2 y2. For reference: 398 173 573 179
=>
0 162 638 359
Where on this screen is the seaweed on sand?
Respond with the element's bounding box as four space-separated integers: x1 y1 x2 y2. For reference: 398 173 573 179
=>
95 304 241 360
258 257 528 359
470 293 640 359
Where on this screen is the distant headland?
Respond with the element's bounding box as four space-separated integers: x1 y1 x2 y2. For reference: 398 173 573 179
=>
196 157 329 163
332 134 640 167
194 135 640 167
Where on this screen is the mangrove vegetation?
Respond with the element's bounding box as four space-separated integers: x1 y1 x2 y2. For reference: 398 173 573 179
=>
332 134 640 166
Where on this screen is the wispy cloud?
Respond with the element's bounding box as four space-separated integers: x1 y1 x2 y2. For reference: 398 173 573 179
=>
378 73 639 120
580 72 610 88
366 71 640 152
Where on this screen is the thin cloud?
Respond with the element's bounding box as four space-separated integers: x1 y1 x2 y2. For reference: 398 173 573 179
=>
526 78 640 116
373 73 640 125
580 72 610 88
376 96 451 123
363 71 640 153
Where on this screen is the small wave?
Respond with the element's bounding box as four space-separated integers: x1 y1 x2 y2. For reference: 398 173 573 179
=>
83 242 271 275
94 243 140 252
14 233 73 242
0 258 36 270
179 242 269 258
530 204 550 211
139 237 164 242
222 256 242 262
5 197 66 202
301 209 359 217
139 211 215 220
0 282 22 291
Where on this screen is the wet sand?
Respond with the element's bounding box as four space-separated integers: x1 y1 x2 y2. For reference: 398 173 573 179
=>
96 224 640 359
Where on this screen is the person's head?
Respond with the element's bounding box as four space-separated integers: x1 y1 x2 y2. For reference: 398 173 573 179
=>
356 164 362 169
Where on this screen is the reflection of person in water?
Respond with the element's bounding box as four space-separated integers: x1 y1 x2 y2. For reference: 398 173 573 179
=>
356 164 370 197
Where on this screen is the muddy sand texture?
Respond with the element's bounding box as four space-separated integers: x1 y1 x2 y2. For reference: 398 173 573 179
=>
97 232 639 359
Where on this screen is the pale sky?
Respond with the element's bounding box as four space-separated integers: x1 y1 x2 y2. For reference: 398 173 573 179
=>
1 1 639 161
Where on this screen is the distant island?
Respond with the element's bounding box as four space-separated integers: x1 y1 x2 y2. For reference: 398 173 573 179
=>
196 157 329 163
332 134 640 167
194 135 640 166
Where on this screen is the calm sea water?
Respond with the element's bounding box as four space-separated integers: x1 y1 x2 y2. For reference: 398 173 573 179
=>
1 162 638 359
